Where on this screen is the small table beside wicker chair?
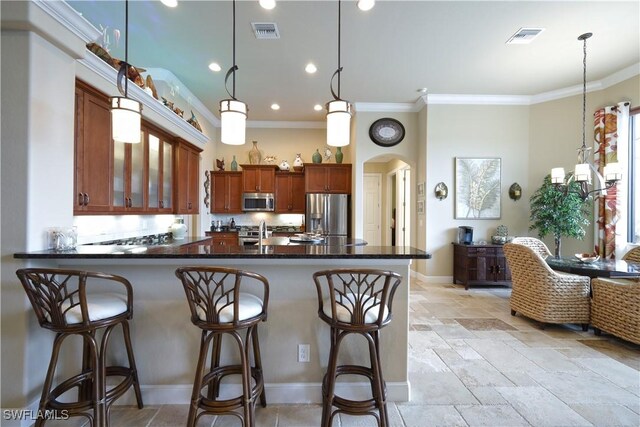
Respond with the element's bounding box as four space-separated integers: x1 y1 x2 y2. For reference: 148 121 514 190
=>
175 267 269 427
312 269 403 427
15 268 144 427
503 243 591 330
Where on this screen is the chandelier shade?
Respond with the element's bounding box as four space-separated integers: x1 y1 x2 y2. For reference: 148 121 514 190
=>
220 99 247 146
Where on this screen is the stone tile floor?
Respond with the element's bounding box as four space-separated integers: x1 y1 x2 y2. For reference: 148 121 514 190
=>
50 279 639 426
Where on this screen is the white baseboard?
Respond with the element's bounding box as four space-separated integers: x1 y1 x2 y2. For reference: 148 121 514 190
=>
116 381 410 405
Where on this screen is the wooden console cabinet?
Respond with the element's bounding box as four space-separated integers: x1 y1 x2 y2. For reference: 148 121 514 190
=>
453 243 511 290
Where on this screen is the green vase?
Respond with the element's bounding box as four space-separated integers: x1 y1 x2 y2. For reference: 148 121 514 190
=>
230 155 238 171
335 147 343 164
312 149 322 164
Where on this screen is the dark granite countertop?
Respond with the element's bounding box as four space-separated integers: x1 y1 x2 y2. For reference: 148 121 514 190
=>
14 236 431 260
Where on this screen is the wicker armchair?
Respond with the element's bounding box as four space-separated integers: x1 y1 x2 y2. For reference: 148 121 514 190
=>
511 237 552 259
622 247 640 263
591 278 640 344
503 243 590 330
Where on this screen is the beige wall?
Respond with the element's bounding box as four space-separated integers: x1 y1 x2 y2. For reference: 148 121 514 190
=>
425 104 531 277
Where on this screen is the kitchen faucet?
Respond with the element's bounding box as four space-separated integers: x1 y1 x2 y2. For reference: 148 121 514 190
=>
258 220 268 239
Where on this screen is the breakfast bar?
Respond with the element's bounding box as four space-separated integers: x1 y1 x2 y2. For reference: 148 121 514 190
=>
15 241 430 405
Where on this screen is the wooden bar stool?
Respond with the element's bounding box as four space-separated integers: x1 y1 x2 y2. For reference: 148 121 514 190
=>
175 267 269 427
15 268 143 427
313 269 403 427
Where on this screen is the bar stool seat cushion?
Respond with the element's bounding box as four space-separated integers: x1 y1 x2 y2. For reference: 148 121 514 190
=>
196 292 263 323
54 293 128 324
323 293 389 324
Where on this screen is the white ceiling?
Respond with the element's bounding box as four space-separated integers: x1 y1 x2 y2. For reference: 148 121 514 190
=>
68 0 640 123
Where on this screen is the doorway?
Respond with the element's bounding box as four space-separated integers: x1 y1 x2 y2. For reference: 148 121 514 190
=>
363 173 382 245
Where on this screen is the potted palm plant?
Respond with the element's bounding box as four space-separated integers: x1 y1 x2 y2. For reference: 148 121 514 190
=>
529 174 591 258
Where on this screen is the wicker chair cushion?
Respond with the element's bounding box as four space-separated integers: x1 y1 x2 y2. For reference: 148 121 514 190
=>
195 292 263 323
54 293 128 324
323 293 389 324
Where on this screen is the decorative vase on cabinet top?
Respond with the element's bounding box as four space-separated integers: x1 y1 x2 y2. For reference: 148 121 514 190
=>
279 160 290 171
230 155 238 171
293 154 304 171
335 147 343 164
249 140 261 165
312 149 322 164
170 218 188 240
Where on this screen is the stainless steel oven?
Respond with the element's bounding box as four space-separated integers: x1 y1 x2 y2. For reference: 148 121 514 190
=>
238 229 260 246
242 193 275 212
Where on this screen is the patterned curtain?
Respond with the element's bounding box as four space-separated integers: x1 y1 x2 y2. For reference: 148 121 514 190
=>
593 102 630 259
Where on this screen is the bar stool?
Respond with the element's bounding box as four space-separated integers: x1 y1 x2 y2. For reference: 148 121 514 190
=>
313 269 403 427
175 267 269 427
15 268 143 427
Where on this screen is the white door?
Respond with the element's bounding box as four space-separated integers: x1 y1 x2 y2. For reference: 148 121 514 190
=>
363 174 382 245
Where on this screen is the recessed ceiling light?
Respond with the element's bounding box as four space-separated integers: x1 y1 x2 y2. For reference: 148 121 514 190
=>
161 0 178 8
417 88 428 93
357 0 375 11
506 28 545 45
314 104 323 111
259 0 276 10
271 103 280 110
305 63 317 74
208 62 221 72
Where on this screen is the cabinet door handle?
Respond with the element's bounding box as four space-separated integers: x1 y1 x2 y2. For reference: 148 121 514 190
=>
159 200 164 208
495 265 501 274
84 193 89 206
78 193 84 206
188 202 192 210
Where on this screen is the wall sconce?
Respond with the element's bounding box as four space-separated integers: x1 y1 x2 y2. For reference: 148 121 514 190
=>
434 182 448 201
509 183 522 201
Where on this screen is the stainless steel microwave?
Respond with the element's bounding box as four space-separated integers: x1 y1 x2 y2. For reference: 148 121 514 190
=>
242 193 275 212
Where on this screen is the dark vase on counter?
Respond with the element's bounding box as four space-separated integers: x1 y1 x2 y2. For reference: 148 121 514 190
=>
335 147 343 164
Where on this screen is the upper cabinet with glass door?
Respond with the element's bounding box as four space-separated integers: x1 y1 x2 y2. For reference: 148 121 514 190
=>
146 124 173 213
112 132 145 212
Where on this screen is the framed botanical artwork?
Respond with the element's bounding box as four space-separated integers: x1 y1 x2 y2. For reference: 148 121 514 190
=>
455 157 501 219
417 200 425 215
417 182 425 198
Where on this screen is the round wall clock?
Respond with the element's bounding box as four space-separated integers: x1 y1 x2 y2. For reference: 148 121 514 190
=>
369 118 405 147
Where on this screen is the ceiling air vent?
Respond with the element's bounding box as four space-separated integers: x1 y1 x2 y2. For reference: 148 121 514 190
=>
251 22 280 39
506 27 545 44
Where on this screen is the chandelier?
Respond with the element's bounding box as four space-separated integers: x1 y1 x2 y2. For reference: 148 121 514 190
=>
551 32 621 200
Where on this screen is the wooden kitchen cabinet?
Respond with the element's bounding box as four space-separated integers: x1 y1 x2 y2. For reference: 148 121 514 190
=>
241 165 277 193
112 133 145 212
275 171 305 213
304 163 352 194
209 232 239 246
175 139 202 214
453 243 511 290
211 171 243 213
74 82 113 213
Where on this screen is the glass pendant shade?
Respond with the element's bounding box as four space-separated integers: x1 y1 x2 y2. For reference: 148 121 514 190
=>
111 97 141 144
326 100 352 147
220 99 247 146
551 167 565 184
574 163 591 183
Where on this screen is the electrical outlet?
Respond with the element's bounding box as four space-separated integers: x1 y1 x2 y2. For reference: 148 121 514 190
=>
298 344 310 362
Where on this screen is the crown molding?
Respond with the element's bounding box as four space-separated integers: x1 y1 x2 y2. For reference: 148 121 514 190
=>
427 94 531 105
355 102 419 113
32 0 100 43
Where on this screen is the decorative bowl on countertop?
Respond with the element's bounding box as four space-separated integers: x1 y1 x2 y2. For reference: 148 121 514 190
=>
575 253 600 263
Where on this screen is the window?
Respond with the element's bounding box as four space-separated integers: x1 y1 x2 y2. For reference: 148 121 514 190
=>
629 107 640 243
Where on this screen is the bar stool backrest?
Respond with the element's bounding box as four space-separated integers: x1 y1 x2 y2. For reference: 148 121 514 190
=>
15 268 133 331
313 269 402 329
175 267 269 328
622 247 640 263
511 237 552 259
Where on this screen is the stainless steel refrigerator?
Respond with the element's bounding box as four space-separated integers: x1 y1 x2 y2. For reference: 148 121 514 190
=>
306 193 348 236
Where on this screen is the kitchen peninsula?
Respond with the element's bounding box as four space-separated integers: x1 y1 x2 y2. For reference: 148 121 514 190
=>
15 241 430 405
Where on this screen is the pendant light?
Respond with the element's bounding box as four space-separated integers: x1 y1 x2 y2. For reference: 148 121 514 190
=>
220 0 247 146
111 0 142 144
550 32 621 200
326 0 352 147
